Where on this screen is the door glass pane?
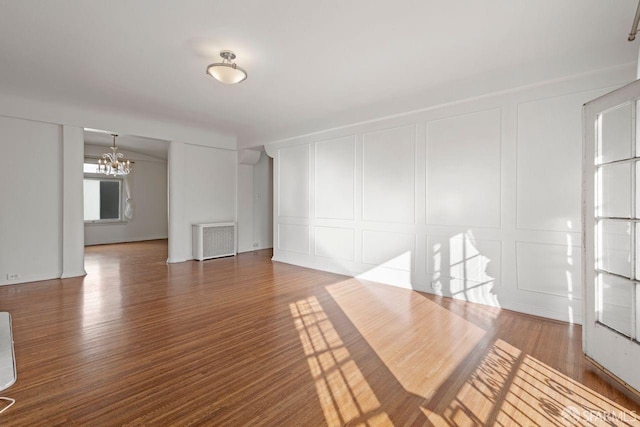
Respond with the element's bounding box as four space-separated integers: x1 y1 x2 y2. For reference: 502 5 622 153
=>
597 163 631 218
598 273 633 337
597 103 632 164
636 161 640 219
597 220 631 277
636 227 640 281
636 283 640 339
636 99 640 157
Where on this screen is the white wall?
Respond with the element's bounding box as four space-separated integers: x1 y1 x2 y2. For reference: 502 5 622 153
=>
61 126 86 278
237 151 274 253
0 86 237 283
0 92 239 283
167 141 237 263
266 64 635 324
84 144 168 245
253 152 273 250
237 164 254 253
0 116 63 285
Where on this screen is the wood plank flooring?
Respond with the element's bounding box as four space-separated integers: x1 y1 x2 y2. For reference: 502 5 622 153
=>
0 239 638 426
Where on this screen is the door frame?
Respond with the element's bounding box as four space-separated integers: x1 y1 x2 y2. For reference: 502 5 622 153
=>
583 79 640 393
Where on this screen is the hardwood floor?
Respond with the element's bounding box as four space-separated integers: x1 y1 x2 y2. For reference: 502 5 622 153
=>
0 239 638 426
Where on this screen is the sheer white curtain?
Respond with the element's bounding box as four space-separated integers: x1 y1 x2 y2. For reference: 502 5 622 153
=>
124 172 134 220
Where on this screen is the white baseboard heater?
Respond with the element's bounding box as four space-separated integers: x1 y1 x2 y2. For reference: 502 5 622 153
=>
192 222 237 261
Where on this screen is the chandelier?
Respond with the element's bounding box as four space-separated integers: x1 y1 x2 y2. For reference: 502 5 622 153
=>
97 134 132 176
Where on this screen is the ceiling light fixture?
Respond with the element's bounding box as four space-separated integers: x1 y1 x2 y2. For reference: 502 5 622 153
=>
206 50 247 84
97 134 132 176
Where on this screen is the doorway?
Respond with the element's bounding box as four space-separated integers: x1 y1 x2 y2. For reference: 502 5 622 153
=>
83 129 169 263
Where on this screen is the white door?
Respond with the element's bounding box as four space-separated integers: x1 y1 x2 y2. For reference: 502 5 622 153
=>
583 79 640 392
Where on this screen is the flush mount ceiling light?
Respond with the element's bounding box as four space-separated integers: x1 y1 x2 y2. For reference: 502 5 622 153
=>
206 50 247 84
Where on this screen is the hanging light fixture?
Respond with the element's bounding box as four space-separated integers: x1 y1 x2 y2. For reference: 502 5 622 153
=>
206 50 247 84
97 134 132 176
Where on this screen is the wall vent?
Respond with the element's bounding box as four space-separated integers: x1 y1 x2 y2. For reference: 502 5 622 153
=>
192 222 236 261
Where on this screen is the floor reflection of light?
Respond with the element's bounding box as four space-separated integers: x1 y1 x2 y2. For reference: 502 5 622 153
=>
318 280 637 425
82 255 122 332
423 339 639 426
326 280 486 398
290 296 392 426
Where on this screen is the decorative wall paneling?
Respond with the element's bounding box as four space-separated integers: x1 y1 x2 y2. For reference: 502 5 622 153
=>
266 66 634 323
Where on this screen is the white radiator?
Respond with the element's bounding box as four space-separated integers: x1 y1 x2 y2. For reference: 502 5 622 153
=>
192 222 237 261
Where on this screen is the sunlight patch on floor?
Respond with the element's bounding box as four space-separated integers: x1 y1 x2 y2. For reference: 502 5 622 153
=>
326 279 486 398
290 296 392 426
422 339 639 426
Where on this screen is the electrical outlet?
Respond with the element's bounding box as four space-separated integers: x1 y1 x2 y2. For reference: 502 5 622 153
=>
431 281 442 291
6 273 20 280
253 242 259 248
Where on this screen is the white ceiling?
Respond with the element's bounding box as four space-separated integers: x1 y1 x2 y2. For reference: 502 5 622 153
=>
0 1 637 148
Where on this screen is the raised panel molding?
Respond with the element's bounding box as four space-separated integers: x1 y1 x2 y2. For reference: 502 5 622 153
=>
516 241 581 299
267 66 628 325
315 136 355 220
278 145 309 218
315 226 354 261
362 125 416 224
426 233 501 307
426 108 501 228
426 234 502 284
516 89 606 232
278 223 309 254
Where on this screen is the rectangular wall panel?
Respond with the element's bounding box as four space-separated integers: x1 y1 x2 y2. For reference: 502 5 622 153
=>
516 91 604 231
426 234 501 284
278 145 309 218
516 241 581 299
315 226 354 261
315 136 355 220
426 109 501 227
362 230 415 271
362 126 415 224
278 224 309 254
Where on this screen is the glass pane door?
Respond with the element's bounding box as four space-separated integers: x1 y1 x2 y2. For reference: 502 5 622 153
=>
584 80 640 393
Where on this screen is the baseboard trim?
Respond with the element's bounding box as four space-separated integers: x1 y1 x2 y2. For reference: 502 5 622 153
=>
166 258 188 264
585 355 640 399
60 270 87 279
0 272 62 287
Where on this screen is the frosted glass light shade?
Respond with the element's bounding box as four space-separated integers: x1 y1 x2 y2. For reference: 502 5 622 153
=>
206 63 247 84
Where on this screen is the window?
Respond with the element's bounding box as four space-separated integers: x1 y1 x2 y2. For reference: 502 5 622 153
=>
83 162 123 222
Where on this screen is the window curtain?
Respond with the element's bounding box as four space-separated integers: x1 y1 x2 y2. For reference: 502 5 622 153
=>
124 173 134 220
